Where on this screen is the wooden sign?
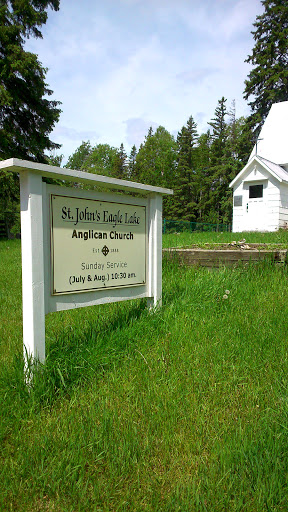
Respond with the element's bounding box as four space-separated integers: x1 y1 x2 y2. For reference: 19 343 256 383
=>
50 194 146 294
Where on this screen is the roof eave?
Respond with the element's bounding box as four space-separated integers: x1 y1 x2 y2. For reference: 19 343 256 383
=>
229 155 284 188
229 156 261 188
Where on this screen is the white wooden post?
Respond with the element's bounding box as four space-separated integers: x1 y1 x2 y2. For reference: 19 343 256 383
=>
147 193 163 308
19 171 46 364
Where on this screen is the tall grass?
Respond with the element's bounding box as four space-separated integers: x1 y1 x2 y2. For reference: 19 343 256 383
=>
0 238 288 511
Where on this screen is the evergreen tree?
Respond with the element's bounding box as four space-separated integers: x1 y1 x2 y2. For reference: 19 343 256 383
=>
112 143 127 180
195 131 212 222
218 114 254 222
128 145 138 180
243 0 288 135
205 101 253 223
208 97 228 162
0 170 20 233
0 0 61 161
0 0 61 231
172 116 199 221
206 98 229 222
146 126 154 139
63 107 252 225
234 117 254 164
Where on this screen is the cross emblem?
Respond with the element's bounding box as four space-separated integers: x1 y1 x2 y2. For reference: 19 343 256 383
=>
102 245 109 256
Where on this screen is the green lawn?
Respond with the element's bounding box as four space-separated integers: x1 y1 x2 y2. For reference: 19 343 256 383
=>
0 237 288 511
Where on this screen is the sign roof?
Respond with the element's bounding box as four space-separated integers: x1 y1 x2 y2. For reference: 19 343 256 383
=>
0 158 173 196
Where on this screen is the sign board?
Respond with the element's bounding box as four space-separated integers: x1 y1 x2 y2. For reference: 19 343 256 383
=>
234 195 242 207
50 194 146 294
0 157 173 365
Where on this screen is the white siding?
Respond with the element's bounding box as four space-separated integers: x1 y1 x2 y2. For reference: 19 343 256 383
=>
279 183 288 227
232 162 281 231
232 182 244 232
266 179 280 231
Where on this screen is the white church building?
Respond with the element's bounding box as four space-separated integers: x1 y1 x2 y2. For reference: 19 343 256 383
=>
230 101 288 232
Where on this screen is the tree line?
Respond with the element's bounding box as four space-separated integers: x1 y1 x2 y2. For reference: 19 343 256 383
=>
63 99 252 224
1 0 288 231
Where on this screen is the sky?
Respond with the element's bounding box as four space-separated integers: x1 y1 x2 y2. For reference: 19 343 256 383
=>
25 0 264 164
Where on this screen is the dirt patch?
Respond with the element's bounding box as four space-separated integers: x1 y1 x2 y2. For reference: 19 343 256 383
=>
178 242 288 251
163 244 288 268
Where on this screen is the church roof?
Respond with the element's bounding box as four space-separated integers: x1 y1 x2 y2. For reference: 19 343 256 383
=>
249 101 288 165
258 156 288 182
230 101 288 189
229 155 288 188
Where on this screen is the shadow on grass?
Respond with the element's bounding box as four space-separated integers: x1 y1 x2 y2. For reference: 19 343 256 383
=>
0 300 151 432
0 260 190 436
33 260 188 406
34 299 151 405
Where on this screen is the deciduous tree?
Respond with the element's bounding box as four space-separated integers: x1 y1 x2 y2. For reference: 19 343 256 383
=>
136 126 177 189
135 126 177 217
81 144 120 178
65 141 92 170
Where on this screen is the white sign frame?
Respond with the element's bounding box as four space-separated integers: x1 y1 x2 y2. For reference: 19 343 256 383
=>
0 158 173 364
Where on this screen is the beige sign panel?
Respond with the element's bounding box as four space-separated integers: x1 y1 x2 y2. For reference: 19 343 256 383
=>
50 194 146 294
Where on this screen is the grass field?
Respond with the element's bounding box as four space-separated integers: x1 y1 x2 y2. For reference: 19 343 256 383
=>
1 234 288 511
162 229 288 248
